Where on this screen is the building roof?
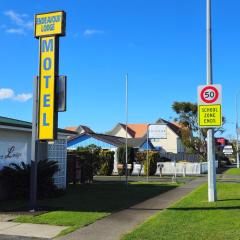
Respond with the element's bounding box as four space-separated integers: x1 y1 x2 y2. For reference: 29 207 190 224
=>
127 124 148 138
65 125 94 134
107 123 148 138
65 126 78 131
155 118 182 137
107 120 183 139
68 132 154 149
0 116 77 135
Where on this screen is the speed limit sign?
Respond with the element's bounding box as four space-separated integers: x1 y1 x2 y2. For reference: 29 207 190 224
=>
198 84 222 128
198 84 221 105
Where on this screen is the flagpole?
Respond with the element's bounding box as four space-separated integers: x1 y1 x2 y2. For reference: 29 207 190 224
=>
125 74 128 186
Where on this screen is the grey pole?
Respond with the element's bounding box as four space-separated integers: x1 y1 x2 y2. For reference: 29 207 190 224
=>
206 0 217 202
125 74 128 186
146 124 149 182
30 76 39 211
236 92 240 168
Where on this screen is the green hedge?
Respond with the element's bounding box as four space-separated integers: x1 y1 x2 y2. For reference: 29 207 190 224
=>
117 146 135 175
74 146 115 181
136 151 160 176
98 150 115 176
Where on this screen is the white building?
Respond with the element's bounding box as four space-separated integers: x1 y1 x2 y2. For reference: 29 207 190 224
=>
0 116 76 189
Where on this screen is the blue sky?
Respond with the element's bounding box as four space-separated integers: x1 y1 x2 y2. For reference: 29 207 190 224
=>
0 0 239 137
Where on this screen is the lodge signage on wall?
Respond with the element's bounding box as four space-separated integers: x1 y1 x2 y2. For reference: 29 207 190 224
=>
0 142 27 169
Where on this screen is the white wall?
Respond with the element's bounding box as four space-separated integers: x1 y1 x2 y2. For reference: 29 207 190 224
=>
0 128 31 165
114 127 133 138
151 126 184 153
0 127 69 189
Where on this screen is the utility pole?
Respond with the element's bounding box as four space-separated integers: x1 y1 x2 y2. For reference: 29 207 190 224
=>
125 74 128 186
206 0 217 202
30 76 39 211
236 92 240 168
146 124 149 182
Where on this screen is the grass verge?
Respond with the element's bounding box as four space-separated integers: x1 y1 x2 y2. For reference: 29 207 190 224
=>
122 182 240 240
5 181 178 236
224 168 240 176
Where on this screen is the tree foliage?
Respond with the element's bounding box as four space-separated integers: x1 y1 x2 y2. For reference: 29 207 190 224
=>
172 101 225 161
117 146 135 175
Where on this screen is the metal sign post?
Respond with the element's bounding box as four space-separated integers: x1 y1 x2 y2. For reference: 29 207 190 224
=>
30 76 39 211
147 124 168 180
206 0 217 202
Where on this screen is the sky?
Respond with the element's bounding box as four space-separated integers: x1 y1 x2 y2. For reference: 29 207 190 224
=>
0 0 239 138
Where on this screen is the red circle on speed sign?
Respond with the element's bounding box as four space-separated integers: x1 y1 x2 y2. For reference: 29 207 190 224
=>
200 86 219 104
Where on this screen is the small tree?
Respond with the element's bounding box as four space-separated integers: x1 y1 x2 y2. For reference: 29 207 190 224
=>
98 150 115 176
144 151 160 176
117 145 134 175
172 101 225 162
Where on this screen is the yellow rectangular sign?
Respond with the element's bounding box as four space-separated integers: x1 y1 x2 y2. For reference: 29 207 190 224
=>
35 11 65 38
198 104 222 127
38 36 56 140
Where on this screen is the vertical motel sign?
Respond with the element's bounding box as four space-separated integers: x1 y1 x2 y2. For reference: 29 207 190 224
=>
34 11 66 140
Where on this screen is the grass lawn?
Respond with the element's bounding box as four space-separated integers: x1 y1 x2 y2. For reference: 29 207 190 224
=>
122 182 240 240
0 181 178 236
224 168 240 176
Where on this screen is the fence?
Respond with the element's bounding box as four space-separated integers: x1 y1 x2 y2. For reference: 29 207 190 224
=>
160 152 200 162
132 161 218 176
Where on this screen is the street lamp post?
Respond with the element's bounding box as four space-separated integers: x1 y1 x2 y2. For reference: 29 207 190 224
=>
206 0 217 202
125 74 128 186
236 91 240 168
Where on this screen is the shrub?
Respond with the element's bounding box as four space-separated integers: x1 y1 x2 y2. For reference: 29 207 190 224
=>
136 151 160 176
144 151 160 176
117 146 134 175
75 149 94 183
98 150 114 176
136 151 146 164
0 159 59 199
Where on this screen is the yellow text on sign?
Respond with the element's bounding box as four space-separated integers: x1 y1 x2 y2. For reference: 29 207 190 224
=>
198 104 222 127
35 11 65 37
39 36 56 140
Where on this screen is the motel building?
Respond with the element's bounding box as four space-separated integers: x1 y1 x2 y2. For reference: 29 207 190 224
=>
0 116 76 191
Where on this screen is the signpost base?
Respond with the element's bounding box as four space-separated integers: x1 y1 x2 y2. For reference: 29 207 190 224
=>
207 129 217 202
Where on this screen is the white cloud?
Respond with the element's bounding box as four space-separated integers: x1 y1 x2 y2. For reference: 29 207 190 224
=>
83 29 104 37
14 93 32 102
4 10 33 29
0 88 32 102
3 10 33 35
5 28 25 35
0 88 14 100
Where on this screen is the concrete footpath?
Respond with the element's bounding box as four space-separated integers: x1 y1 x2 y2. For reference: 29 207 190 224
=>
0 214 67 240
59 177 206 240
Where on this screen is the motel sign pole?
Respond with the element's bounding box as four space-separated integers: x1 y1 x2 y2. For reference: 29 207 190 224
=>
30 11 66 210
206 0 217 202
